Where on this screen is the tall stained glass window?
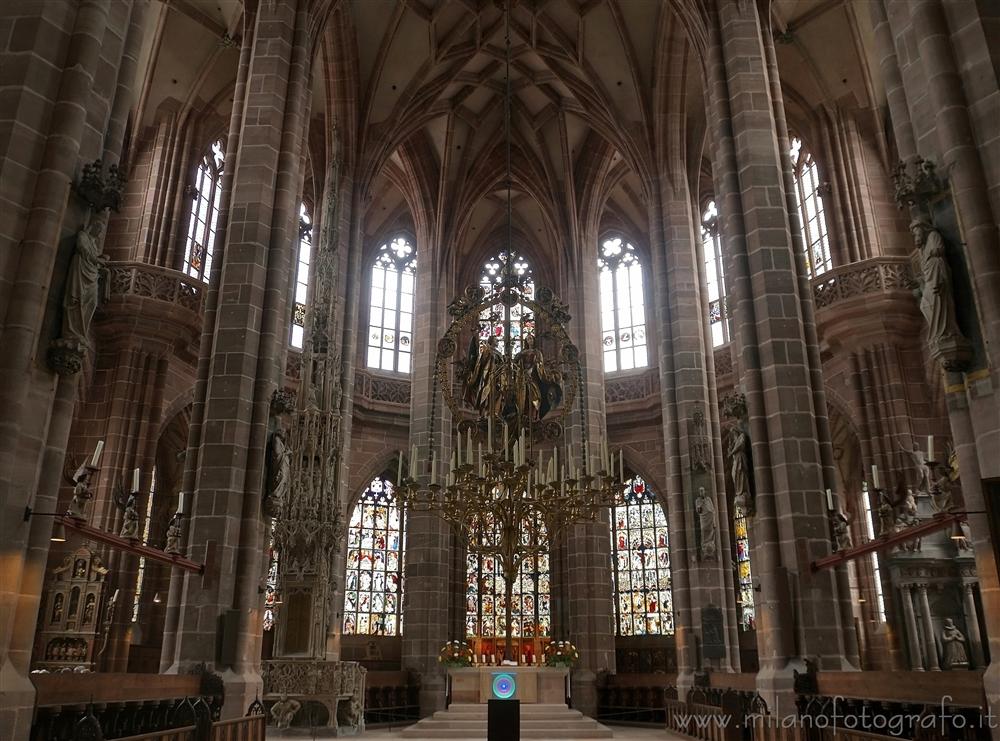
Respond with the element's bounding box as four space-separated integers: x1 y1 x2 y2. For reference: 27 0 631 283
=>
465 516 550 638
790 137 832 277
263 522 278 631
479 253 534 354
598 237 647 372
702 200 730 347
367 237 416 373
131 468 156 623
861 482 887 621
290 204 312 349
183 139 225 282
343 476 406 636
734 504 755 629
610 475 674 635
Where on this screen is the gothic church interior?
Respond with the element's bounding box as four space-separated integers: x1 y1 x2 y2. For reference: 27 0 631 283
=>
2 0 1000 740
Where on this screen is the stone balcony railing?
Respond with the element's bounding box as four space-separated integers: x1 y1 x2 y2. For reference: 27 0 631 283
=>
354 369 412 408
810 255 913 311
104 261 206 313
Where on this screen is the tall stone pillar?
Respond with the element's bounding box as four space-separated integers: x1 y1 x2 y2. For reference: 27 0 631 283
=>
704 0 853 715
916 585 940 671
164 0 313 719
962 584 985 670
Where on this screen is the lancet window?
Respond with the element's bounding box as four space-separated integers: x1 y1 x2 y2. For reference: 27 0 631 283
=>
702 200 730 348
734 505 755 629
790 137 832 277
598 237 648 372
366 237 416 373
290 204 312 349
610 475 674 635
343 476 406 636
182 139 224 282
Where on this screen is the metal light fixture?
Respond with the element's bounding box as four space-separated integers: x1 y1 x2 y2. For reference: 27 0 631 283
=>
395 2 623 661
50 522 67 543
152 592 162 604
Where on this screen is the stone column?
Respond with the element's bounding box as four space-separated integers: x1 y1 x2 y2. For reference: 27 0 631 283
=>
963 584 985 670
900 585 924 670
916 585 940 671
704 0 853 714
164 0 312 718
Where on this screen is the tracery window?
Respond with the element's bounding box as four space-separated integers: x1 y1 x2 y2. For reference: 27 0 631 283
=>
290 204 312 349
789 137 832 277
479 252 534 355
183 139 225 282
734 505 755 629
610 475 674 635
343 476 406 636
702 200 730 348
598 237 648 372
131 468 156 623
860 482 887 621
465 514 550 638
366 237 416 373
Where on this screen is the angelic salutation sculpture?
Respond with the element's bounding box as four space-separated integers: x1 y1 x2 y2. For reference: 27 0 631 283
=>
940 618 969 669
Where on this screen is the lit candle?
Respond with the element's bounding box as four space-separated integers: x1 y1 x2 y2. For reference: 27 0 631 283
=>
826 488 834 510
132 467 140 492
90 440 104 468
871 465 880 489
927 435 934 462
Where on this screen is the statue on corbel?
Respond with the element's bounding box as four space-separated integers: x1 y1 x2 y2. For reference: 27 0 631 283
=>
722 393 754 516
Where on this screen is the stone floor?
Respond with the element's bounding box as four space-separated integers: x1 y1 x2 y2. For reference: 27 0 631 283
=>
357 725 681 740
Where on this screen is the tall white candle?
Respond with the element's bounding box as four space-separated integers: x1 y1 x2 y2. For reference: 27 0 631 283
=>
177 491 186 514
826 488 834 510
431 452 437 485
397 453 403 483
90 440 104 468
467 428 473 465
410 445 417 478
927 435 934 462
871 465 880 489
619 450 625 482
132 467 140 492
456 430 462 466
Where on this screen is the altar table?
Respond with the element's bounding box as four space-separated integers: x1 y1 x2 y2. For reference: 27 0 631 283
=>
448 666 569 704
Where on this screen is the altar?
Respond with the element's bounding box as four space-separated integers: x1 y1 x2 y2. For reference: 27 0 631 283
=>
447 666 569 704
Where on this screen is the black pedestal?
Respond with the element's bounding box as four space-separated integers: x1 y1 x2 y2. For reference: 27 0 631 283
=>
488 699 520 741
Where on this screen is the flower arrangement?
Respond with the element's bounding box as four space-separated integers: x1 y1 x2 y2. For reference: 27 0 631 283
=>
438 640 474 667
544 640 579 667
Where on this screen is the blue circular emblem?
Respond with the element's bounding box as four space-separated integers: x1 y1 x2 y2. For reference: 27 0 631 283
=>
492 672 516 699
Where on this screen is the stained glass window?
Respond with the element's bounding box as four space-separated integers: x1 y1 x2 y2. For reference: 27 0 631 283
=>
131 468 156 623
734 504 755 629
343 476 406 636
479 253 534 354
702 200 730 348
861 482 887 621
790 137 832 278
290 204 312 349
465 511 550 638
610 475 674 635
367 237 416 373
183 139 224 282
263 521 278 631
598 237 648 372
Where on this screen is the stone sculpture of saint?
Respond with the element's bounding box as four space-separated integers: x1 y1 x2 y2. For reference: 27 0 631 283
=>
270 694 301 729
912 219 966 352
67 464 94 520
164 511 184 555
831 512 852 551
898 439 930 494
265 428 290 517
695 487 717 560
60 213 107 347
728 423 751 513
940 618 969 669
119 494 140 540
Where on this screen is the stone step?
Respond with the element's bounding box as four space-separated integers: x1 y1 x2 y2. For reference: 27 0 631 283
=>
401 703 613 739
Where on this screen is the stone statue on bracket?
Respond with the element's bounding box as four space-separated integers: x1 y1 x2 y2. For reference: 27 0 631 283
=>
695 487 718 561
164 511 184 555
264 427 290 518
119 494 140 540
929 462 956 513
723 394 753 515
66 463 96 520
830 511 852 551
940 618 969 669
911 218 972 371
897 438 930 494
